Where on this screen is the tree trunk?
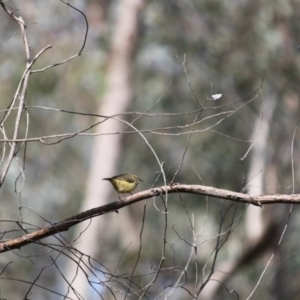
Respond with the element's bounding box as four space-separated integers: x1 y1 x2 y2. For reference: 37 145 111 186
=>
64 0 145 298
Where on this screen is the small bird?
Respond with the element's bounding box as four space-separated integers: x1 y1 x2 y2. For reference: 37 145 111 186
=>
103 173 143 199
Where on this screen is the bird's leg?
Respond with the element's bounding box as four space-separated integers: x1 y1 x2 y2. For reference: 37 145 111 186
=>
115 193 121 213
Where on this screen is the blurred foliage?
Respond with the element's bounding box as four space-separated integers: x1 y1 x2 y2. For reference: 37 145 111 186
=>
1 0 300 299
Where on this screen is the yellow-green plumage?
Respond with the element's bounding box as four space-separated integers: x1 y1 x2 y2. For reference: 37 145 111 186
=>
103 174 143 196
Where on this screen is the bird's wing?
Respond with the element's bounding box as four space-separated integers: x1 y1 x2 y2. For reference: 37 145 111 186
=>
114 174 135 183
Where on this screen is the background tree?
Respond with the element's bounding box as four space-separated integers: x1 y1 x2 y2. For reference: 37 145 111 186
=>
0 0 300 299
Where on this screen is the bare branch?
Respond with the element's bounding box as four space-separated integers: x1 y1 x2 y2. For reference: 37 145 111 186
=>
0 184 300 253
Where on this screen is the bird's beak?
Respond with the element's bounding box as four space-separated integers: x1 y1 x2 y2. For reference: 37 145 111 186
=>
139 178 144 182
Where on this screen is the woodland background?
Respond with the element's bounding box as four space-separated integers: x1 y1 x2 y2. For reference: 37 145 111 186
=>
1 0 300 299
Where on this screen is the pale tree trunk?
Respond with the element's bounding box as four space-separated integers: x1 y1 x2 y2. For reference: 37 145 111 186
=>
200 93 277 299
65 0 145 299
245 93 276 241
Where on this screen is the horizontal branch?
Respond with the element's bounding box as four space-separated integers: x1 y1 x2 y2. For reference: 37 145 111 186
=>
0 184 298 253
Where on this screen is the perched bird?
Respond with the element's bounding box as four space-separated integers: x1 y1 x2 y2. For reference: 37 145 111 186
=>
103 173 143 199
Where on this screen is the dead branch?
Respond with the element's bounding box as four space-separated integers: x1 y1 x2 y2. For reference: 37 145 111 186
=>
0 184 299 253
